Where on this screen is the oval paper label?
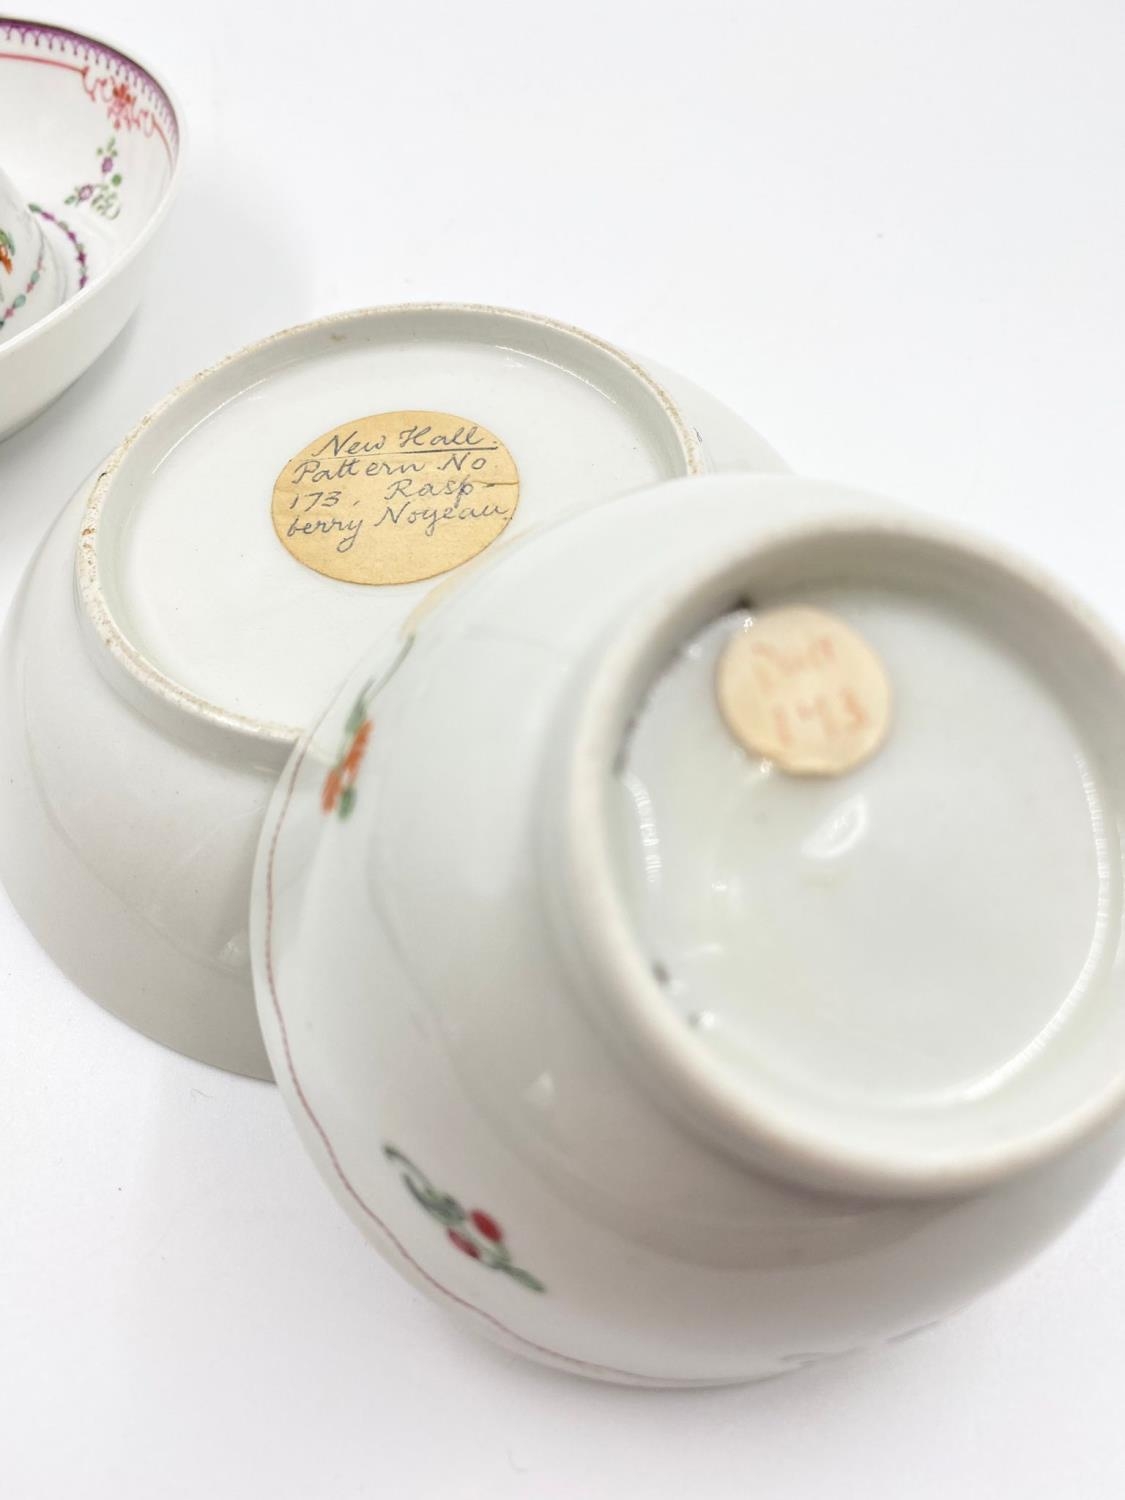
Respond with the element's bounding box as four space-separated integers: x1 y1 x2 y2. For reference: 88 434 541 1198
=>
716 605 892 776
272 410 520 586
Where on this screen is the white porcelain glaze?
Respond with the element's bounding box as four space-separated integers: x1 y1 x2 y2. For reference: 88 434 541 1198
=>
0 20 181 438
0 305 786 1079
616 592 1110 1127
251 473 1125 1384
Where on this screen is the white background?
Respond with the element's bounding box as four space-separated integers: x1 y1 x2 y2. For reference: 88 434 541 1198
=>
3 2 1125 1495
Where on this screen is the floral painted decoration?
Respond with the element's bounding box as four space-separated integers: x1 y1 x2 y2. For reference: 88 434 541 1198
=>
0 243 46 332
106 80 137 131
0 229 13 275
29 207 89 290
319 639 414 820
384 1147 546 1293
66 137 124 220
322 690 373 819
0 21 178 162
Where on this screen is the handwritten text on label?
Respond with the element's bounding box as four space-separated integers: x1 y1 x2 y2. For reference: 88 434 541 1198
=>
271 410 520 586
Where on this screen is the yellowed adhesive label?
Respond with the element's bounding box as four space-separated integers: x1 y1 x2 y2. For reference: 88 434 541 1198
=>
272 411 519 585
716 606 891 775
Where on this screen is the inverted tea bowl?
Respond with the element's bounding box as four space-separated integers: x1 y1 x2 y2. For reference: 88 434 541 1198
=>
0 304 784 1078
253 472 1125 1385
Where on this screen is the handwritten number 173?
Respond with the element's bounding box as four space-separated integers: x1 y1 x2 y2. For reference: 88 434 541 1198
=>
288 489 347 513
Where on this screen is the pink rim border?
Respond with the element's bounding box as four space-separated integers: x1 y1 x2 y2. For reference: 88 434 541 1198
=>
0 17 178 163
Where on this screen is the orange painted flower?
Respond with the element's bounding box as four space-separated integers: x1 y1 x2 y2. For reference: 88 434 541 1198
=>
321 767 343 813
322 705 373 819
343 719 373 775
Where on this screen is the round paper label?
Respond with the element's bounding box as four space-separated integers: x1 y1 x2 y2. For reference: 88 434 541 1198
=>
716 606 892 775
271 410 520 586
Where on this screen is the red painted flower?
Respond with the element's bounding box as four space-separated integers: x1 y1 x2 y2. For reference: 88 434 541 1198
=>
469 1209 503 1243
385 1146 546 1293
109 82 136 126
447 1228 481 1259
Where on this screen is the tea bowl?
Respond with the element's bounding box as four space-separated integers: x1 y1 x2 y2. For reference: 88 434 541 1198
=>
252 472 1125 1384
0 19 181 438
0 304 786 1079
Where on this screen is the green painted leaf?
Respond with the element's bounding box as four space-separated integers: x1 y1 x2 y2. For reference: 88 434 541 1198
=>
345 697 368 736
503 1265 547 1293
404 1175 463 1226
384 1142 547 1294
